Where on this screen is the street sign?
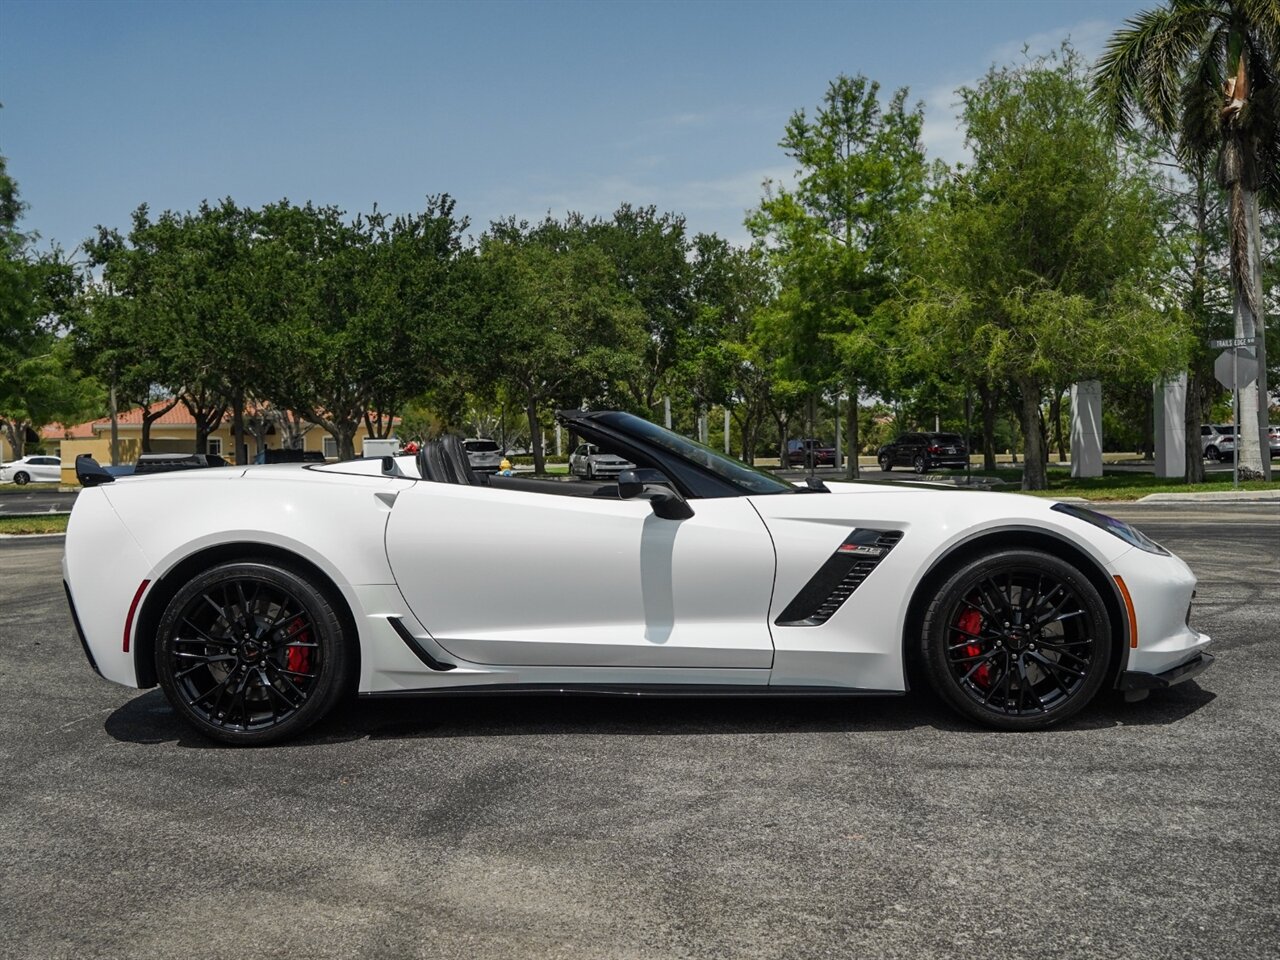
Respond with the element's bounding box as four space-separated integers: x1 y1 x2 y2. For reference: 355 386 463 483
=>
1209 336 1256 349
1215 347 1258 390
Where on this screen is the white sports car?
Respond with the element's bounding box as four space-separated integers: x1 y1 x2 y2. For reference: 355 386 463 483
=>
64 411 1213 745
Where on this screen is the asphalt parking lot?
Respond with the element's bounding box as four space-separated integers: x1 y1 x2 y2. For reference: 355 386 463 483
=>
1 503 1277 960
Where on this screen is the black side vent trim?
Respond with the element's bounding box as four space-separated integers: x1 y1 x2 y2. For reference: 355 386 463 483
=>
387 616 456 671
775 529 903 627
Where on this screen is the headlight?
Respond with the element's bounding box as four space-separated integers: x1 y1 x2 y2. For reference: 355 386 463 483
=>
1051 502 1170 555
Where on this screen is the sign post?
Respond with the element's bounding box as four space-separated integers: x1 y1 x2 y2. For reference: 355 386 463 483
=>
1211 337 1257 489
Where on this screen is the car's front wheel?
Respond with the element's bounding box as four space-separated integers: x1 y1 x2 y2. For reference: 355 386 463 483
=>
13 471 29 485
155 561 353 745
878 454 892 471
919 549 1113 730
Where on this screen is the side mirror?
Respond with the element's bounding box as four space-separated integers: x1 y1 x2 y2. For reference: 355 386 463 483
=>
616 469 694 520
75 454 114 487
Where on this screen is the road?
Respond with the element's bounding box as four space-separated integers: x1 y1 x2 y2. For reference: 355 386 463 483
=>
0 487 76 516
1 504 1277 960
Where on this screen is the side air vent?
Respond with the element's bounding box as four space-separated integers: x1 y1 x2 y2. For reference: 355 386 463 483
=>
775 528 903 627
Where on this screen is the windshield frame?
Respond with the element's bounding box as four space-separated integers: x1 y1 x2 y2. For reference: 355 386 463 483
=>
584 411 797 497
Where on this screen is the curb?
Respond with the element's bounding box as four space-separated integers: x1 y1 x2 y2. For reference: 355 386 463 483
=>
1135 490 1280 503
0 533 66 541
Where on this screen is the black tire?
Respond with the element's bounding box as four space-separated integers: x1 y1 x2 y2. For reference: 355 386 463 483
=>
919 549 1113 730
13 471 30 485
878 455 892 472
155 561 353 745
913 455 927 474
1205 445 1219 461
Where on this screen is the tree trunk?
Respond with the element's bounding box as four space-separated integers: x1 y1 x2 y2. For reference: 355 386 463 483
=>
777 417 789 470
526 396 544 474
1234 184 1270 478
1049 387 1068 462
232 391 247 466
1016 378 1047 490
139 398 178 455
979 381 997 471
1183 370 1206 485
339 426 357 461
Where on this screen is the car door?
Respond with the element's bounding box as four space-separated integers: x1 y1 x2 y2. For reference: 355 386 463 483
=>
38 457 61 482
384 481 777 670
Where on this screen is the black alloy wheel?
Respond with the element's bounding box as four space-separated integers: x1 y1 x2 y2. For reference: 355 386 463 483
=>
913 455 928 474
920 549 1112 730
1204 445 1219 461
878 454 892 472
13 471 29 485
155 561 352 745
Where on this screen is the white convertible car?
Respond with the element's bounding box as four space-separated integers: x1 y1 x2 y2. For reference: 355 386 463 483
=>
64 410 1212 745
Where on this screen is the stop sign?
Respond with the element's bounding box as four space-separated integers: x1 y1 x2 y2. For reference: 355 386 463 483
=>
1215 348 1258 390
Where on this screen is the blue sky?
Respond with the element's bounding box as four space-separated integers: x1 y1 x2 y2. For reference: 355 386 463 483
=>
1 0 1147 252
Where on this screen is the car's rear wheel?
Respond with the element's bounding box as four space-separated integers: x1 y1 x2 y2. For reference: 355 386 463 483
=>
155 561 352 745
919 549 1113 730
1205 445 1219 461
913 455 927 474
13 471 29 485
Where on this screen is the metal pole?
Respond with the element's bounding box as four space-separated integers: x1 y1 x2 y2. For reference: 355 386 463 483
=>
1233 346 1239 489
724 407 730 455
663 396 671 429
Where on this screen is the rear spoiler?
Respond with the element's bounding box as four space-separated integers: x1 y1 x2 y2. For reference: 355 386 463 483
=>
75 454 114 487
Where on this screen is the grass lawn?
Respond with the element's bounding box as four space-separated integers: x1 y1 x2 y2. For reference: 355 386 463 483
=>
0 514 69 535
966 467 1280 500
0 482 61 495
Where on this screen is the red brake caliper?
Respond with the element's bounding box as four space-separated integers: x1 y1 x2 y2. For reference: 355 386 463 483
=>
285 617 312 675
956 608 990 687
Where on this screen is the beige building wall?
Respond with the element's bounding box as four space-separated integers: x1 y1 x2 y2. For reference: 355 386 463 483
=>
57 421 394 485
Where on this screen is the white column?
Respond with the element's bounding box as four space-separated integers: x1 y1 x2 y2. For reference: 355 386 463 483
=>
555 423 562 456
1153 374 1187 479
1070 381 1103 478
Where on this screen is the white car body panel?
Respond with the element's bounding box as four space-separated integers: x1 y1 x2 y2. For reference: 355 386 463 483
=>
63 452 1211 708
385 482 775 669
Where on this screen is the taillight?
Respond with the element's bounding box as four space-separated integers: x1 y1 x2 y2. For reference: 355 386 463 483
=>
928 445 941 453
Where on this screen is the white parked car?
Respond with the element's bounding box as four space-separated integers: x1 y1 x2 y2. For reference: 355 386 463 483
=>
568 442 635 479
64 412 1212 745
1 454 63 484
1200 424 1236 461
462 438 503 473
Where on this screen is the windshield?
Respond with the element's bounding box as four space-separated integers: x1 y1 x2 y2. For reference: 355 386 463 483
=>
598 412 796 495
464 440 500 452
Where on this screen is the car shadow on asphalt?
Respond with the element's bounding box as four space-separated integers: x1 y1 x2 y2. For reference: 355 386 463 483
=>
102 681 1217 749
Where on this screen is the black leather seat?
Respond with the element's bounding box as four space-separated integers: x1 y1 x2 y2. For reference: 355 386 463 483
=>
418 441 451 483
440 435 482 486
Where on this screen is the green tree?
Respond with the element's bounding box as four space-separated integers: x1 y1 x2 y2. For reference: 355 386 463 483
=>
748 74 927 477
904 48 1190 489
0 154 96 459
1093 0 1279 477
254 198 469 460
476 220 646 474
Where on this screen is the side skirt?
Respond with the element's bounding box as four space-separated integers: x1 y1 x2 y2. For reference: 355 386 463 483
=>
360 683 904 700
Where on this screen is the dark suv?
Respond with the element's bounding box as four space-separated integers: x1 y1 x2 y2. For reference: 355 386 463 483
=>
877 432 968 473
783 438 836 467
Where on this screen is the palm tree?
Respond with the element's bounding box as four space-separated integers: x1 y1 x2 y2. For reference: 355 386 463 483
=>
1093 0 1278 479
